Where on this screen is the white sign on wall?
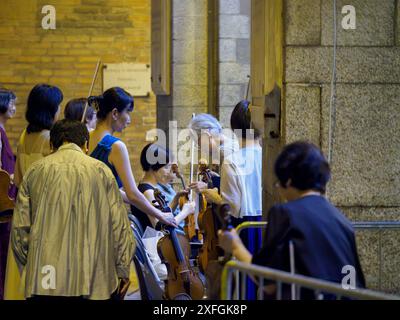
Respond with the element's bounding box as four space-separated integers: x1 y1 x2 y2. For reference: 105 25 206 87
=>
103 63 151 97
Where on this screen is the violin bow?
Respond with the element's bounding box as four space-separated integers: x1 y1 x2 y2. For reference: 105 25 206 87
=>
245 74 251 101
81 59 101 123
189 113 196 202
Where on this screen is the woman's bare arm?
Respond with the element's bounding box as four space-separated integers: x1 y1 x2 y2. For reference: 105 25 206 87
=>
110 141 176 226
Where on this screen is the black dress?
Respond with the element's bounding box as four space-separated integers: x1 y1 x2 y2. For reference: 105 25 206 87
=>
131 183 157 231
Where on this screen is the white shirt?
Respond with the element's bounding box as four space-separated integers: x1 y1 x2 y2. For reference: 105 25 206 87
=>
221 144 262 218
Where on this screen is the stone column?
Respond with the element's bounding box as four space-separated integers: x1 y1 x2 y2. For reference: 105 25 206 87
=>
218 0 251 127
157 0 209 138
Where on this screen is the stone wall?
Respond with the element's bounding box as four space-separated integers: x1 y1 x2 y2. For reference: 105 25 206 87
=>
156 0 209 173
283 0 400 293
218 0 251 127
0 0 156 177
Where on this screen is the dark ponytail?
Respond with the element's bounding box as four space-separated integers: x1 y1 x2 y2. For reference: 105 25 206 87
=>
230 100 260 139
90 87 134 120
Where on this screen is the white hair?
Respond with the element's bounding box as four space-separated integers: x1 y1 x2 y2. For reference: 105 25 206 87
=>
188 113 222 137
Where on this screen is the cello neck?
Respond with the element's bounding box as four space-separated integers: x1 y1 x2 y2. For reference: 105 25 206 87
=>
168 227 187 267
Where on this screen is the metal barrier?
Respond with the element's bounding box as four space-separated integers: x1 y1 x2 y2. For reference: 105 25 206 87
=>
221 260 400 300
235 221 268 235
228 220 400 300
234 221 268 299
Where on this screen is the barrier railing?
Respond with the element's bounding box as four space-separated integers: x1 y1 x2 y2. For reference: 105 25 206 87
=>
235 221 268 234
234 221 268 299
229 220 400 299
221 260 400 300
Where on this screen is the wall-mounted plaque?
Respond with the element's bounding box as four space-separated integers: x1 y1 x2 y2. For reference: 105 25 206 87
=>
103 63 151 97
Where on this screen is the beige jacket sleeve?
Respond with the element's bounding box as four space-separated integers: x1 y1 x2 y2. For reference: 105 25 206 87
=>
11 171 32 268
107 171 136 279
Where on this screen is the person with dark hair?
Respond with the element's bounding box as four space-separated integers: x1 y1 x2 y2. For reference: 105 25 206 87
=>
14 84 63 187
0 88 17 198
195 100 263 299
230 100 261 140
133 143 193 230
88 87 177 228
5 84 62 300
9 119 135 300
274 141 331 194
218 141 365 299
64 98 97 132
157 166 185 228
49 119 89 150
0 88 17 300
25 84 63 134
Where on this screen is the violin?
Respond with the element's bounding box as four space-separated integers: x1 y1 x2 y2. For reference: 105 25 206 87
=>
171 163 188 211
197 161 220 273
0 169 15 223
155 188 205 300
172 162 205 243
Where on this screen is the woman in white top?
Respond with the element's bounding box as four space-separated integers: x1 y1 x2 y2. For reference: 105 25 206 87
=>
190 102 263 300
189 106 262 224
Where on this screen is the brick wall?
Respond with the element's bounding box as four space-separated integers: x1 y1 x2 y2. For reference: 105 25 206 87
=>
0 0 156 178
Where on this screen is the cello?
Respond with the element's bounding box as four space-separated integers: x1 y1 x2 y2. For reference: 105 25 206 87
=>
204 203 234 300
155 188 205 300
171 163 197 240
197 161 221 273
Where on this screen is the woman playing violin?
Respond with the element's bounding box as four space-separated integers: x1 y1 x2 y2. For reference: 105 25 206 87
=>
133 143 195 230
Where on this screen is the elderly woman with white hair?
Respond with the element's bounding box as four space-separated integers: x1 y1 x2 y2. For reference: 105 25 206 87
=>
187 113 239 192
188 105 263 300
188 113 239 162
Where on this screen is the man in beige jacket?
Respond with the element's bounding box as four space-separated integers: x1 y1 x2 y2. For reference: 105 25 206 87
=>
10 119 135 300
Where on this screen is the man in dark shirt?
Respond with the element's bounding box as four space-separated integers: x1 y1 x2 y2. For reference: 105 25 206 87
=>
219 141 365 299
